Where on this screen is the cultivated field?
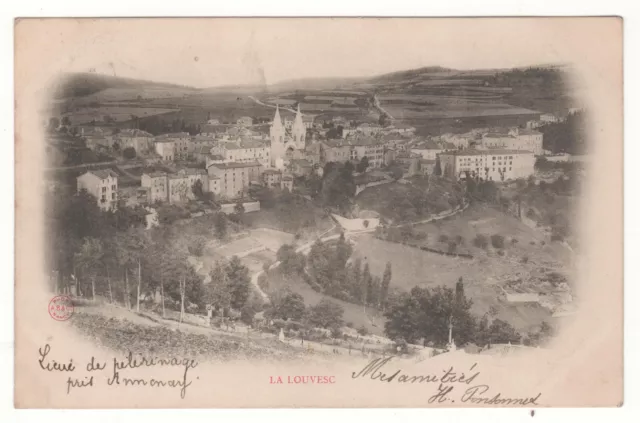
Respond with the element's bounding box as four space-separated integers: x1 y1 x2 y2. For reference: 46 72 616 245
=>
62 106 178 125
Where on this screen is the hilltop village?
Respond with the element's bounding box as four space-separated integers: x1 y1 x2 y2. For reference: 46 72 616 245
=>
45 69 585 361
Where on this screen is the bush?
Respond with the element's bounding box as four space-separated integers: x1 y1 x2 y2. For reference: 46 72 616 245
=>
491 234 505 249
447 242 457 254
497 250 505 256
521 256 529 264
473 234 488 249
122 147 136 159
438 234 449 243
357 325 369 336
454 235 465 246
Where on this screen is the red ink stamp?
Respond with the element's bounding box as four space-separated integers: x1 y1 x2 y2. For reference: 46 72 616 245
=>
48 296 74 321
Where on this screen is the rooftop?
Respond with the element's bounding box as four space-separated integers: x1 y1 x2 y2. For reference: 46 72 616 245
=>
290 159 312 168
118 129 153 138
208 161 263 170
518 129 542 136
143 171 168 178
441 149 534 156
225 139 268 150
86 169 118 179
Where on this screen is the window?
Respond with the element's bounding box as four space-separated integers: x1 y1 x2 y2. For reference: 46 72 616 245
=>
111 193 116 200
111 185 116 190
102 187 106 193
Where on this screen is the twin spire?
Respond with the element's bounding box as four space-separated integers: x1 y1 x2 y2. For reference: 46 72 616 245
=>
271 103 303 128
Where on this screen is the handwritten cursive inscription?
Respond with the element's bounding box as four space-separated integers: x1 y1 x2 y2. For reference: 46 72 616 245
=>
37 344 200 399
351 357 541 406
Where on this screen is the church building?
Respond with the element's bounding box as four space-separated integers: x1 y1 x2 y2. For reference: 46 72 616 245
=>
270 104 306 169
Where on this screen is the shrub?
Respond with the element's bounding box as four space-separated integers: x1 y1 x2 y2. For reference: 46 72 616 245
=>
473 234 488 249
447 242 457 254
521 256 529 264
357 325 369 336
497 250 505 256
438 234 449 243
491 234 505 249
454 235 465 245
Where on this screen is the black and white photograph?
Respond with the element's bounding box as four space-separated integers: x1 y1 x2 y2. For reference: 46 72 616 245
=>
13 17 622 408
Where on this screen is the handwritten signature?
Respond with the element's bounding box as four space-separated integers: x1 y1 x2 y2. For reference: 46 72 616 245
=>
352 357 541 406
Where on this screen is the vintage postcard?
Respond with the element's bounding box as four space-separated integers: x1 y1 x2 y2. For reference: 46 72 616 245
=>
14 17 622 408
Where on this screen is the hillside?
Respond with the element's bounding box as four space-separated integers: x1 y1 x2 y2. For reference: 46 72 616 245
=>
51 72 194 99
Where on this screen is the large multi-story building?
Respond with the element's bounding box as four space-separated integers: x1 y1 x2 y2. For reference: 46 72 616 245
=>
76 169 119 211
207 161 263 199
210 139 270 168
411 140 457 160
351 138 385 168
114 129 154 155
438 149 535 182
154 133 192 160
141 168 207 204
154 139 175 161
479 129 543 155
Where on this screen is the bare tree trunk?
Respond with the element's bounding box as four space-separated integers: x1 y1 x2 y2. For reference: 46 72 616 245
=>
124 268 130 309
179 276 185 324
91 275 96 301
107 269 113 304
161 278 166 318
136 258 141 313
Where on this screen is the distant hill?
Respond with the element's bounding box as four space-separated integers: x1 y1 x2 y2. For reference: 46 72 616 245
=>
367 66 459 83
51 72 194 99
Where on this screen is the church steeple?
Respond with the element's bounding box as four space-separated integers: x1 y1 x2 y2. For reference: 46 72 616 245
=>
291 103 306 148
294 103 303 127
272 105 283 130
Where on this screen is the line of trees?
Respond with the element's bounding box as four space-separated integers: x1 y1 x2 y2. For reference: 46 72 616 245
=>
277 234 393 310
46 187 223 320
384 277 529 348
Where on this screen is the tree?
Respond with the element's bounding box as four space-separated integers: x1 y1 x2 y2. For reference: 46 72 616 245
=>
277 244 305 275
214 213 228 239
205 261 232 312
267 289 306 321
390 165 404 180
363 263 373 306
74 237 104 300
225 256 251 310
490 234 505 249
192 179 205 200
475 318 521 346
122 147 137 159
307 298 344 329
384 282 477 347
473 234 489 249
380 262 392 309
356 156 370 173
433 156 442 176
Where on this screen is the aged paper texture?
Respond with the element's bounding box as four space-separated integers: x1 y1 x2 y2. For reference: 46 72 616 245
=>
14 17 622 408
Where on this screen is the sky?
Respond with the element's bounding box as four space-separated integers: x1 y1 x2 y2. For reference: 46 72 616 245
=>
37 18 605 88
